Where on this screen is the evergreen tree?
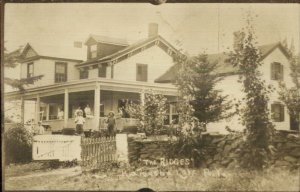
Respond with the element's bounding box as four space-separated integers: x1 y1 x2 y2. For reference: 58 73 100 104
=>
175 53 235 129
4 47 43 91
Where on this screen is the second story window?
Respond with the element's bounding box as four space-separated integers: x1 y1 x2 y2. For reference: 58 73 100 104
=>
55 62 67 83
27 62 34 78
271 62 283 80
80 68 89 79
136 64 148 82
90 44 97 59
98 65 107 78
271 103 284 122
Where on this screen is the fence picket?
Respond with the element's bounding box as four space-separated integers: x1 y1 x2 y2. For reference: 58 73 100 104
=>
81 136 116 170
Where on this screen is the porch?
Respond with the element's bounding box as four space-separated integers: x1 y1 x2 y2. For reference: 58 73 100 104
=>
5 78 179 132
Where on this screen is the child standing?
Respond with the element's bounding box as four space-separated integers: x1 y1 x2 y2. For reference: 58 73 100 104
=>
75 111 85 136
106 111 116 136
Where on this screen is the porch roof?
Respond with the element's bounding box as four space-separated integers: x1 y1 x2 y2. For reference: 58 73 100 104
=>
4 78 178 100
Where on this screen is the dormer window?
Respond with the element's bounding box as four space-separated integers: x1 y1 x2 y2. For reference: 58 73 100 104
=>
271 62 283 80
90 44 97 59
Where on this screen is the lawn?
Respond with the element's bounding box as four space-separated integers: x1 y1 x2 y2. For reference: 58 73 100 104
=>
4 162 300 191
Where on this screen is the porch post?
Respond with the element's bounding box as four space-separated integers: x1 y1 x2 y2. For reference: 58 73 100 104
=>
94 82 100 129
64 89 69 128
46 104 49 121
35 94 40 124
169 104 173 124
20 96 25 124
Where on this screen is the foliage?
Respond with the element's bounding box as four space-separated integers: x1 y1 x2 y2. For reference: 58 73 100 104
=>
174 53 235 128
125 90 167 135
278 45 300 128
169 132 206 167
227 13 274 170
4 47 43 92
4 124 33 164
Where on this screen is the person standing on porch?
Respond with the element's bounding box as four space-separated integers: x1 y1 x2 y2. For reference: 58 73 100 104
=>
74 106 83 118
75 111 85 136
106 111 116 136
84 104 92 118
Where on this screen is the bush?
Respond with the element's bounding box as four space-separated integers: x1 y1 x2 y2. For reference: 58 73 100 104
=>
4 124 33 164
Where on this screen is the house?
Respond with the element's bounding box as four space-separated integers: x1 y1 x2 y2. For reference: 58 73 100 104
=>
5 23 297 134
156 42 298 133
5 23 179 133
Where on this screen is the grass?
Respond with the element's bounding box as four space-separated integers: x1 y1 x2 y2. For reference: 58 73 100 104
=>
4 162 300 191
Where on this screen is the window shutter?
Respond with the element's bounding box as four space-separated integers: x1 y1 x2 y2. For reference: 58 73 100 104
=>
280 105 284 122
280 64 284 80
142 65 148 81
271 63 275 80
271 104 275 120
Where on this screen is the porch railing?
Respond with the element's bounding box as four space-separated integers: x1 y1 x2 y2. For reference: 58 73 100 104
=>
43 117 139 132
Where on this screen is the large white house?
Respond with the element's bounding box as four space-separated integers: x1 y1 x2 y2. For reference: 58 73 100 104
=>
4 23 298 134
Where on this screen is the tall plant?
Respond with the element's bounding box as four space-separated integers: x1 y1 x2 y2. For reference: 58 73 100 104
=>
174 53 235 129
126 90 167 135
227 14 274 169
278 46 300 131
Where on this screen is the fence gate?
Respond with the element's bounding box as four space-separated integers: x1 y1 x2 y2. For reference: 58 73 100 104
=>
81 137 117 171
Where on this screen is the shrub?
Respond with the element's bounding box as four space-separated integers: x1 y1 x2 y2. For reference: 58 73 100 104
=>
4 123 33 164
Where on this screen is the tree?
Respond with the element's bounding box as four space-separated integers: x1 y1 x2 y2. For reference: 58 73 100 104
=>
278 46 300 131
126 90 167 135
175 53 235 129
227 14 274 169
4 46 43 123
4 47 43 92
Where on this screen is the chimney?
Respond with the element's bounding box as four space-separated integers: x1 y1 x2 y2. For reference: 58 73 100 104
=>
148 23 158 38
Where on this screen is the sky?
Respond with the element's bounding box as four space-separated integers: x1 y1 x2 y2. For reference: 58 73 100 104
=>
4 3 300 56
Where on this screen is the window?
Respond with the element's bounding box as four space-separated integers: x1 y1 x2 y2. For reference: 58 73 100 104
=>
27 63 34 78
55 62 67 83
136 64 148 82
98 65 107 78
271 103 284 122
80 69 89 79
165 103 179 125
90 44 97 58
271 62 283 80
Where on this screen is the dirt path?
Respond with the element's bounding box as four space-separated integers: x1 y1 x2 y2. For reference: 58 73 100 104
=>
4 166 82 190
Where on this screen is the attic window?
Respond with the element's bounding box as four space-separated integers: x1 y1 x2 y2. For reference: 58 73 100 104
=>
271 62 283 80
27 62 34 78
136 64 148 82
90 44 97 58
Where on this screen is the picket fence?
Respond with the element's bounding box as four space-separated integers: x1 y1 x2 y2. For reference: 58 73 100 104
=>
81 137 117 170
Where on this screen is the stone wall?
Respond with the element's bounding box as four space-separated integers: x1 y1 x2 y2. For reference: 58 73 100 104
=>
128 136 170 164
127 131 300 169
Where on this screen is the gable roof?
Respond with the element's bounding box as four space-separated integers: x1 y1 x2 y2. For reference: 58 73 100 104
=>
155 42 290 83
19 43 85 62
77 35 178 67
85 34 129 46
